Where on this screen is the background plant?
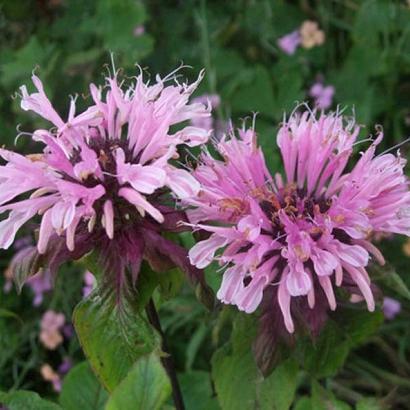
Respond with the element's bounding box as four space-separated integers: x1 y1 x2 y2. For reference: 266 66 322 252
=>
0 1 410 409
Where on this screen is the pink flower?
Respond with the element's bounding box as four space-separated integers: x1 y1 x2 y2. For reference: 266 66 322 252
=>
383 297 401 320
133 25 145 37
186 111 410 336
27 271 52 306
0 66 212 295
277 30 301 55
40 310 65 350
41 364 62 392
309 82 335 110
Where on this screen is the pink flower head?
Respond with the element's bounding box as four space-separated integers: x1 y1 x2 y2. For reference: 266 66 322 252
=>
309 82 335 110
0 66 212 294
277 30 301 55
186 110 410 338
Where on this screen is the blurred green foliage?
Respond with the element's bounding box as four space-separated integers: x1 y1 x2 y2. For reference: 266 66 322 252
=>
1 0 410 409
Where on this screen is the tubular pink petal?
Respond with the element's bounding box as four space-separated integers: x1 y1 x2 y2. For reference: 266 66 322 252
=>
119 187 164 223
318 275 336 311
189 234 228 269
38 209 53 254
345 265 375 312
278 273 295 333
167 169 201 199
103 200 114 240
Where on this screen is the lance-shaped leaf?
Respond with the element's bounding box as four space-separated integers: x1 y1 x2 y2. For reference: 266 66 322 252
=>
105 353 171 410
370 262 410 301
212 314 299 410
0 390 61 410
60 362 108 410
73 272 161 392
8 246 43 292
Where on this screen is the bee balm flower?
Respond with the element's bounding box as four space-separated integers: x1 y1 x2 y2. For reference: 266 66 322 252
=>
0 67 211 289
187 111 410 335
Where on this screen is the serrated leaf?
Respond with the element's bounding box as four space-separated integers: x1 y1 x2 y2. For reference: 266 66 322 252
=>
60 362 108 410
73 280 161 392
105 353 171 410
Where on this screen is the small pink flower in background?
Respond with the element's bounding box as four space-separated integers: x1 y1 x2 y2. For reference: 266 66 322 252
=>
58 357 73 375
277 21 324 55
27 271 52 306
41 364 62 392
383 297 401 320
277 30 301 55
186 110 410 339
300 20 325 48
133 25 145 37
40 310 65 350
82 271 96 298
62 323 74 339
309 82 335 110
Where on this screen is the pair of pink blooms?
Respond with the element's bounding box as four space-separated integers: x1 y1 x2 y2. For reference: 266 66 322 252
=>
0 67 409 341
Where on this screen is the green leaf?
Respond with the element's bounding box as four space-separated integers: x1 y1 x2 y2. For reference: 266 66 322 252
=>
0 390 61 410
259 357 299 410
337 309 384 348
179 371 220 410
228 65 275 117
0 309 23 324
73 282 161 392
0 37 55 88
294 397 313 410
311 381 352 410
60 362 109 410
11 247 43 293
370 263 410 301
105 353 171 410
157 268 184 301
355 397 384 410
271 62 304 117
94 0 153 61
304 321 350 379
212 315 299 410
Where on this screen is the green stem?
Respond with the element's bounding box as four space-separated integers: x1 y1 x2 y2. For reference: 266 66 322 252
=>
146 299 185 410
